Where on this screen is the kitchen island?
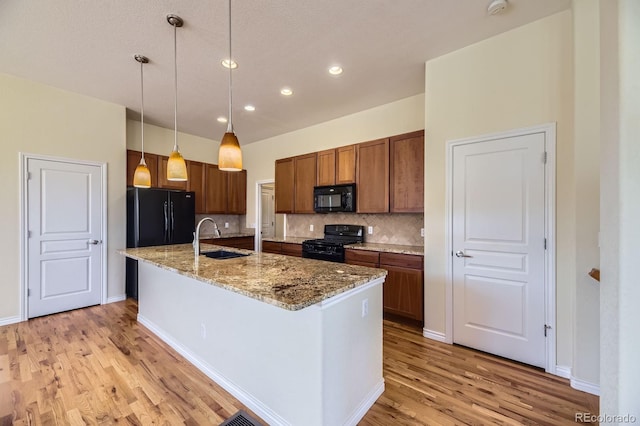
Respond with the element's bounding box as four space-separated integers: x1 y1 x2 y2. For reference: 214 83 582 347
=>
120 244 387 426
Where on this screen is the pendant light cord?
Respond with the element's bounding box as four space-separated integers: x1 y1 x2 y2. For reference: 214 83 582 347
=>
173 22 179 150
140 59 145 160
227 0 233 133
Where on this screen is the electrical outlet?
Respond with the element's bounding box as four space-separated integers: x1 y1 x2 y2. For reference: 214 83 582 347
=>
224 222 229 229
420 228 424 237
200 323 206 340
361 298 369 318
367 226 373 235
310 224 314 232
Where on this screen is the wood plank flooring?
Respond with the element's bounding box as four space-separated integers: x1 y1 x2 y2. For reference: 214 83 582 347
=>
0 300 598 425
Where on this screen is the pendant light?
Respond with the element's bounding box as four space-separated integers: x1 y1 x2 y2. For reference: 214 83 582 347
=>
133 54 151 188
166 14 188 181
218 0 243 172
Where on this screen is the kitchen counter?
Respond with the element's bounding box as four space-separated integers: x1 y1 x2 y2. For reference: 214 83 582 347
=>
261 236 308 244
119 243 386 425
345 242 424 256
120 243 386 311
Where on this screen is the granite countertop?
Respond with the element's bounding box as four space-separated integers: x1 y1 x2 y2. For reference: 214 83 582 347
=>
344 242 424 256
199 232 255 239
261 236 308 244
120 243 386 311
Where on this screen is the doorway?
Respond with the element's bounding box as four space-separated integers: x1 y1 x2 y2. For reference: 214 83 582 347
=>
256 180 279 251
445 124 556 372
21 154 106 319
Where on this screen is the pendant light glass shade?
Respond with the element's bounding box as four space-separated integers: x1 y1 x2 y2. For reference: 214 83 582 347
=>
218 0 242 172
167 14 188 181
133 54 151 188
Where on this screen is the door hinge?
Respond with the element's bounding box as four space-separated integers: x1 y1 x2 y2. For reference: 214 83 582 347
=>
27 289 31 297
544 238 547 249
543 152 548 164
544 324 552 337
27 172 32 180
27 230 32 238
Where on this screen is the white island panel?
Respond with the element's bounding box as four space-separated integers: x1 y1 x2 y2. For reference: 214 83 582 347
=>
136 261 384 425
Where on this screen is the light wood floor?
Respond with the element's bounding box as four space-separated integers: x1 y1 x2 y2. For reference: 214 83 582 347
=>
0 300 598 425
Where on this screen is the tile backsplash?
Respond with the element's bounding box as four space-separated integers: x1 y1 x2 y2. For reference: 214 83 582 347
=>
195 214 253 236
286 213 424 246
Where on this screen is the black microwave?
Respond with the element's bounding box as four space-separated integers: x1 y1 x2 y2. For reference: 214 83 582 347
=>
313 184 356 213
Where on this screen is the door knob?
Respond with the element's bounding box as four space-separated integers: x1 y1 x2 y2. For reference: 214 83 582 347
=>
88 239 102 245
455 250 472 258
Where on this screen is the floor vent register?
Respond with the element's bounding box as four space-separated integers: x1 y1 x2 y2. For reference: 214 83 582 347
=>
219 410 263 426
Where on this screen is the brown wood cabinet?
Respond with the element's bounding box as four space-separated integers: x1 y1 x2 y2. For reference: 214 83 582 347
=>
201 236 254 251
187 161 206 213
356 138 390 213
275 158 294 213
345 249 379 268
379 252 423 323
390 130 424 213
205 164 227 214
126 150 158 187
336 144 357 184
317 149 336 186
261 241 302 257
294 153 317 213
157 155 188 190
227 169 247 214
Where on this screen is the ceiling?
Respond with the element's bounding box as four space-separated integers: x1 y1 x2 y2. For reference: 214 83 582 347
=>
0 0 571 145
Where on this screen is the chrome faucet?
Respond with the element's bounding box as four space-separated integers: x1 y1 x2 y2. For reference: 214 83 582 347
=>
194 217 219 258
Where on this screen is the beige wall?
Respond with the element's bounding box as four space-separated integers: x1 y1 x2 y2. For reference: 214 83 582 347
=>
424 12 576 368
572 0 601 386
600 0 640 416
241 94 425 228
0 73 126 320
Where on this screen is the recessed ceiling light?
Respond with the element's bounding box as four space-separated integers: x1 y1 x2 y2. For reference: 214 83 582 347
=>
217 116 228 123
221 59 238 69
328 65 343 75
280 87 293 96
244 105 255 112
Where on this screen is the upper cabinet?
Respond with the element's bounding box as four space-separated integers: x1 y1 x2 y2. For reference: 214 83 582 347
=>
275 154 316 214
275 157 295 214
126 150 158 188
126 149 246 215
390 130 424 213
294 153 317 214
336 144 357 184
317 145 357 186
356 138 390 213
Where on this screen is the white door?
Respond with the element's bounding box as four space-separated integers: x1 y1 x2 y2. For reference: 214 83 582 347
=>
27 158 103 318
261 185 275 239
452 132 546 368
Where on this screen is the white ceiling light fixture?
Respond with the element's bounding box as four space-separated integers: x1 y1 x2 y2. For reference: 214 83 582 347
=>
218 0 243 172
132 54 151 188
280 87 293 96
244 105 255 112
221 59 238 69
487 0 508 15
328 65 343 75
166 14 188 181
217 116 228 123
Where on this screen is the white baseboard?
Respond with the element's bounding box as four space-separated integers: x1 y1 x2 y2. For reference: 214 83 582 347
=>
571 376 600 396
343 379 385 426
138 314 291 426
423 328 447 342
0 315 21 327
106 295 127 304
555 365 571 379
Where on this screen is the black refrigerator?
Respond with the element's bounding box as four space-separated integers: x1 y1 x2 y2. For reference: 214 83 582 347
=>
126 187 196 299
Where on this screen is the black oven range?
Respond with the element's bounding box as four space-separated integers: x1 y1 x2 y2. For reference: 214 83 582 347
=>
302 224 364 263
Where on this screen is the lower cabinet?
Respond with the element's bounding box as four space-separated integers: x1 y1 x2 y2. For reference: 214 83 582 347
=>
261 241 302 257
346 249 424 324
201 236 254 251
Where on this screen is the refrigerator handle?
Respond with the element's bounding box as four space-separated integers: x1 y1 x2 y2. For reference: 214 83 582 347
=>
163 201 169 243
170 201 175 242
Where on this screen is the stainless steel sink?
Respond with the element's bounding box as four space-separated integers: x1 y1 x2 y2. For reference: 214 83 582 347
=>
201 250 250 260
